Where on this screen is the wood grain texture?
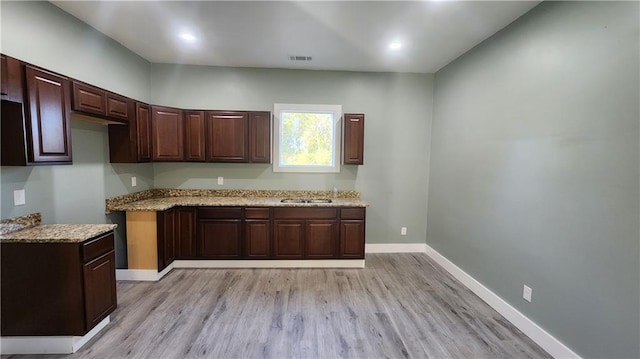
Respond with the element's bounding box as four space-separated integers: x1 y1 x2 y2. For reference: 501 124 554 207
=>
125 211 158 270
7 254 550 359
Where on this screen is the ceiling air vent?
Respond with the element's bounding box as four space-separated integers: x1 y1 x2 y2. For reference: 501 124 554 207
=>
289 55 313 61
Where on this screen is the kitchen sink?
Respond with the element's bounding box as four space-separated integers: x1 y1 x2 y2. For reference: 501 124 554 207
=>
280 198 332 204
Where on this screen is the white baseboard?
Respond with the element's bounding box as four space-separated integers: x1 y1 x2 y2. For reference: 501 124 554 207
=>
424 244 580 359
174 259 365 269
116 263 173 281
0 316 110 354
365 243 427 253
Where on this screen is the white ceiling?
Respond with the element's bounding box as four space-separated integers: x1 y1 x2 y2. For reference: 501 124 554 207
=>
51 1 540 74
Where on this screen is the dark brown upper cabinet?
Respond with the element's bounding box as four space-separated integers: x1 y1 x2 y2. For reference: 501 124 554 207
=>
1 54 24 104
72 81 105 116
152 105 184 161
108 102 152 163
184 110 206 161
1 60 72 165
25 66 73 164
106 92 131 122
71 81 131 124
343 113 364 165
206 111 249 162
249 111 271 163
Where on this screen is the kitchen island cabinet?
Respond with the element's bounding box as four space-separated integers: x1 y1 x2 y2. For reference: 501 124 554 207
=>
0 226 117 337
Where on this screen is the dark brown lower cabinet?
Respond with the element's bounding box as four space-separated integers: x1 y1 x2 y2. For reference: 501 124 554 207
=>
159 206 365 261
83 250 117 329
0 231 117 336
157 208 176 272
273 220 304 259
340 220 365 258
176 208 196 259
339 207 366 259
197 207 243 258
198 220 242 258
245 220 271 258
306 220 338 258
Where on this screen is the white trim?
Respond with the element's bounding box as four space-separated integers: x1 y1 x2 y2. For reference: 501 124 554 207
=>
365 243 427 253
0 316 110 354
173 259 364 269
115 263 174 282
424 244 581 359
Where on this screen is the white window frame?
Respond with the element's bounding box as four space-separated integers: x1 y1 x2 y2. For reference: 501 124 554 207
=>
273 103 342 173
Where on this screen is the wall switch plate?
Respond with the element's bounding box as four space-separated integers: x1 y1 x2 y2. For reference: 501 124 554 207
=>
13 189 26 206
401 227 407 235
523 285 532 302
131 177 137 187
217 176 224 185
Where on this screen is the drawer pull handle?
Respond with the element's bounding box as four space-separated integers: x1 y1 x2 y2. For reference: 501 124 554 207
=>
212 115 244 119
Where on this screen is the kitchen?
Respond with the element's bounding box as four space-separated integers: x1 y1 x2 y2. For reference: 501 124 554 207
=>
0 1 638 358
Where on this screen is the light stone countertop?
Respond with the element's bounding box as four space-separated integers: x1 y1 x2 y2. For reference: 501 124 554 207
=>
108 196 368 212
0 224 117 243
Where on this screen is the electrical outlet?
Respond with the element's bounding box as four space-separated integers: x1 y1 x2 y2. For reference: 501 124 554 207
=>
131 176 137 187
217 176 224 185
523 285 532 302
13 189 26 206
401 227 407 235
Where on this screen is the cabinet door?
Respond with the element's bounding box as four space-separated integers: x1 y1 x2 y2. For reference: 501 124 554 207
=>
185 110 206 161
72 81 105 116
206 111 248 162
106 92 131 122
306 220 338 258
157 209 176 271
343 113 364 165
25 66 72 163
198 219 242 258
1 54 24 103
107 101 150 163
152 106 184 161
176 208 196 259
249 111 271 163
137 102 152 161
245 220 271 258
273 220 304 259
340 220 365 258
83 251 117 331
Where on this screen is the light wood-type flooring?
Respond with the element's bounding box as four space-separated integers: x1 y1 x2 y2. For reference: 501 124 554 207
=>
5 253 550 359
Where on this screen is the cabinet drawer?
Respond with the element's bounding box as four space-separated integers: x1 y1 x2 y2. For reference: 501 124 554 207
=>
273 208 337 219
106 93 130 121
245 207 270 219
72 81 105 115
340 207 365 220
82 232 114 263
198 207 242 219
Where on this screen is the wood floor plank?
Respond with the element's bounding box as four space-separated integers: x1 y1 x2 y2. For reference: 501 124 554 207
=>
4 253 551 359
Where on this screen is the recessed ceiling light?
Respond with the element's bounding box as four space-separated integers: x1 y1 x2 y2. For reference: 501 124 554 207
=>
178 32 197 43
388 41 402 50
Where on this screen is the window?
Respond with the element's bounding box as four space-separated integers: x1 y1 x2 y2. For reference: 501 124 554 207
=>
273 103 342 173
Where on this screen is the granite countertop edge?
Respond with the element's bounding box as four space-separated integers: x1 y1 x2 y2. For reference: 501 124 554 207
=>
0 224 118 244
108 196 369 212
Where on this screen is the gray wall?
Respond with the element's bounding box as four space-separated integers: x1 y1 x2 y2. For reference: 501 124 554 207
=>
151 65 434 245
427 2 639 358
0 1 155 266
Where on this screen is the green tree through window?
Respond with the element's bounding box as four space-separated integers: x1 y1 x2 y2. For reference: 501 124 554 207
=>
280 112 334 166
273 103 342 173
